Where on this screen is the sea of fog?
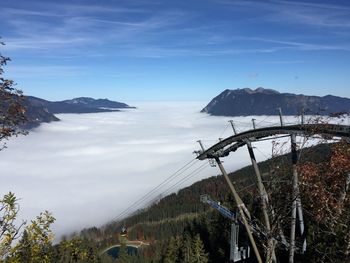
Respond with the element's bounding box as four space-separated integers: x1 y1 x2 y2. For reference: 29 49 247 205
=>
0 102 332 239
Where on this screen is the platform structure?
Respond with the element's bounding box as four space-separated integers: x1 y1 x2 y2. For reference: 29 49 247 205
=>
195 117 350 263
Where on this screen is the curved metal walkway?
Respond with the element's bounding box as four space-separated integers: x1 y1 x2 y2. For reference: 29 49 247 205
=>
197 123 350 160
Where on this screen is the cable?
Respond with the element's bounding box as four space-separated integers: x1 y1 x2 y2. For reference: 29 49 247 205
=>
112 158 200 222
144 161 210 207
161 162 210 197
254 144 271 160
218 123 230 139
136 162 211 225
114 158 200 221
254 135 291 142
255 115 272 128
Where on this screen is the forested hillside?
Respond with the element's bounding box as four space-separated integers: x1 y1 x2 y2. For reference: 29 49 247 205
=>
51 141 349 263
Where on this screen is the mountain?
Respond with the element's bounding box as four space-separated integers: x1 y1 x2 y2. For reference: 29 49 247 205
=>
201 88 350 116
19 97 59 129
26 96 135 114
21 96 134 129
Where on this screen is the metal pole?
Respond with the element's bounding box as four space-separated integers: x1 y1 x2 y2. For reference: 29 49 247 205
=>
197 140 216 167
278 108 284 126
289 134 298 263
246 141 270 228
246 140 276 263
301 108 304 125
229 120 237 135
197 140 205 151
252 119 256 129
296 197 306 253
215 157 263 263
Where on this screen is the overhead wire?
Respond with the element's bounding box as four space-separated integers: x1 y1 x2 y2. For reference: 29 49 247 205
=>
112 157 201 222
161 162 210 197
136 162 209 220
144 161 210 207
218 123 230 139
255 115 273 128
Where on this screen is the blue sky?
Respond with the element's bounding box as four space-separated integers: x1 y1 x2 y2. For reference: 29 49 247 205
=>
1 0 350 101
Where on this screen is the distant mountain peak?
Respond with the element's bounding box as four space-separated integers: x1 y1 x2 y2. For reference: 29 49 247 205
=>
220 88 280 99
224 87 280 95
68 97 95 104
255 87 280 94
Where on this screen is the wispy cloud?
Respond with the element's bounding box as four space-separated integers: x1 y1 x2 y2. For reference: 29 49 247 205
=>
257 60 311 65
1 2 190 55
2 0 350 59
235 36 350 52
5 65 87 78
220 0 350 28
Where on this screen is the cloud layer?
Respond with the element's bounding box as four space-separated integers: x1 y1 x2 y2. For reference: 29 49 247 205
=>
0 102 342 239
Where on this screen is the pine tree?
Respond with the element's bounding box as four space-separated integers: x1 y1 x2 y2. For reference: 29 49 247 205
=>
12 230 32 262
192 234 208 263
164 237 180 263
180 233 193 263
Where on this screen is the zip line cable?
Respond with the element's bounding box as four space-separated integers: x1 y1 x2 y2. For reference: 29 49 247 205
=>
115 161 209 223
112 158 203 222
113 158 199 222
161 162 210 197
144 162 210 209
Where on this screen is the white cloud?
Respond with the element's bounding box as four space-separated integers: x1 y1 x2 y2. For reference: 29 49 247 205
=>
0 102 338 239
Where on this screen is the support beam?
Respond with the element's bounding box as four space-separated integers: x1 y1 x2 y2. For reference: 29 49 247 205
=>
301 108 305 125
252 119 256 130
197 140 205 151
246 141 270 228
246 140 276 263
278 108 284 126
289 134 298 263
229 120 237 135
296 197 306 253
214 157 262 263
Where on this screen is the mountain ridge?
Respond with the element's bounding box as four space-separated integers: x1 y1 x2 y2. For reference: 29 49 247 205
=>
201 88 350 116
22 96 135 128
